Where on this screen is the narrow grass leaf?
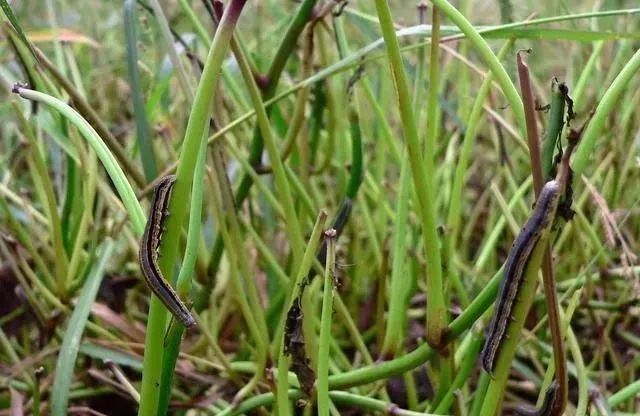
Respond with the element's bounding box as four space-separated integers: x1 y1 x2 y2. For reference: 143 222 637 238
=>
51 240 115 415
79 343 143 371
124 0 158 181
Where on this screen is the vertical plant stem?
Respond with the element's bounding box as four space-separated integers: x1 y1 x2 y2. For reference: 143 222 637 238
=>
542 79 566 179
317 230 337 416
148 0 195 99
380 2 428 358
156 134 207 415
279 24 315 163
229 33 305 267
425 6 441 159
124 0 158 181
204 0 317 292
413 1 428 116
209 142 269 404
469 372 491 416
517 50 567 414
424 5 454 403
65 151 98 292
178 0 210 45
432 329 484 414
516 51 543 195
275 211 328 415
446 40 513 305
479 245 549 416
374 0 446 347
381 158 411 357
137 2 247 414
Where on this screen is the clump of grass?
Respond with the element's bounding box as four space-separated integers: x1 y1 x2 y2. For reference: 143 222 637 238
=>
1 1 639 415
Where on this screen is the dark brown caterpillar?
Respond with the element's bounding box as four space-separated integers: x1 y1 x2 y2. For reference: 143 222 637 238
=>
139 175 195 327
481 180 561 373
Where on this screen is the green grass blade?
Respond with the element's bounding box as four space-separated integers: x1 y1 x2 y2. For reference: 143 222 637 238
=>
124 0 158 181
0 0 35 57
51 240 115 415
79 343 143 371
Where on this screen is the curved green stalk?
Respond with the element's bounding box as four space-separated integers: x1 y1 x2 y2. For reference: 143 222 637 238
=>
573 47 640 176
329 391 428 415
572 41 605 108
609 380 640 409
430 0 525 134
568 331 588 416
14 87 145 233
30 46 147 188
177 0 210 46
